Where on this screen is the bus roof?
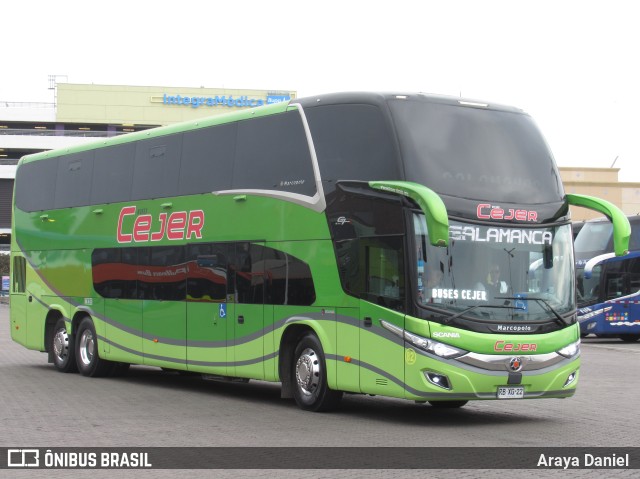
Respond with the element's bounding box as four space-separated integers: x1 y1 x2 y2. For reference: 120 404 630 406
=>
18 100 292 166
292 91 525 114
18 91 525 167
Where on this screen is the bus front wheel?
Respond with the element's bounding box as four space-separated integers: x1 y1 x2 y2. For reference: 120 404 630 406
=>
51 317 78 373
292 333 342 412
75 317 113 377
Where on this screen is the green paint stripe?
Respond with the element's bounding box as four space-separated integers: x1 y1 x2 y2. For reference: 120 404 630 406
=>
99 335 278 368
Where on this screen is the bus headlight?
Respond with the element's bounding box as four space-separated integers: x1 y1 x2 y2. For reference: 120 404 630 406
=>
557 340 580 358
380 320 467 359
403 330 467 359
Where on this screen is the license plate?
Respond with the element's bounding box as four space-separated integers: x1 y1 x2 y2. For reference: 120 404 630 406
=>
497 386 524 399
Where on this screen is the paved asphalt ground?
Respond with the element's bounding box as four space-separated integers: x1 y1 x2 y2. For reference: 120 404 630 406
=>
0 303 638 478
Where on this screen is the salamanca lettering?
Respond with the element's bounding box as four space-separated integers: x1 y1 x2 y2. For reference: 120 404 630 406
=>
449 226 552 245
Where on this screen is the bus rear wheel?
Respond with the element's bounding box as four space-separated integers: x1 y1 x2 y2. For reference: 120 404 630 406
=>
51 317 77 373
292 333 342 412
428 400 468 408
75 317 113 377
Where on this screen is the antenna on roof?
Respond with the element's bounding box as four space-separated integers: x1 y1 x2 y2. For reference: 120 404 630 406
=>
610 155 619 168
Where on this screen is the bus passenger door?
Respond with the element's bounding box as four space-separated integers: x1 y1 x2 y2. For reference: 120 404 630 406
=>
186 243 230 376
93 247 142 364
140 247 187 368
228 242 265 380
9 255 28 347
358 237 406 398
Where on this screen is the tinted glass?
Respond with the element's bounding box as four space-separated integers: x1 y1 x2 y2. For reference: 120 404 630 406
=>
630 220 640 251
92 248 138 299
334 235 405 312
336 236 404 312
574 222 612 254
132 136 182 201
12 256 26 293
414 216 575 322
186 243 229 302
15 158 58 212
137 246 186 301
93 242 314 306
327 186 404 240
304 104 400 190
578 264 601 305
389 99 564 203
179 123 236 195
54 152 94 209
233 111 316 196
604 261 624 300
91 143 136 204
232 243 264 304
261 244 316 306
628 257 640 293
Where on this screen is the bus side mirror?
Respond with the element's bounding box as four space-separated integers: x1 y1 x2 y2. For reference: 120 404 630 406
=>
566 193 630 256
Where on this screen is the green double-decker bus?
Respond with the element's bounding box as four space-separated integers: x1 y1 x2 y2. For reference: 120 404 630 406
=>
9 92 630 411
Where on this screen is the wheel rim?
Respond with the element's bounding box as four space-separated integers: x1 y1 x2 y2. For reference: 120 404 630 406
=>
295 347 320 396
78 329 95 367
53 327 70 363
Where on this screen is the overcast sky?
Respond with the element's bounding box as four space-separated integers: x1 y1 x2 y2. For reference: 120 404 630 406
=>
2 0 639 181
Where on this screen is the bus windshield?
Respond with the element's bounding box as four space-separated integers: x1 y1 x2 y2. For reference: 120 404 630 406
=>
388 98 564 204
574 221 613 260
414 214 575 323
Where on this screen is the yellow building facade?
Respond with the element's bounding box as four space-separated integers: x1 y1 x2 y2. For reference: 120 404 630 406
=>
560 167 640 221
56 83 296 125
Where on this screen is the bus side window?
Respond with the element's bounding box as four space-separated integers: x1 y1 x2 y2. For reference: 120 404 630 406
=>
179 123 236 195
233 111 316 197
233 243 264 305
186 243 229 303
247 244 316 307
12 256 26 293
604 262 625 300
361 236 405 312
627 258 640 293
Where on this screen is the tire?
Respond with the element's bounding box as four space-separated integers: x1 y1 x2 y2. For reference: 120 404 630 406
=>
428 400 468 409
50 317 78 373
619 335 640 342
292 332 342 412
75 317 113 377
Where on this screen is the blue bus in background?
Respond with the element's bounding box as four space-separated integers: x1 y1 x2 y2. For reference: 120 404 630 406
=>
576 215 640 341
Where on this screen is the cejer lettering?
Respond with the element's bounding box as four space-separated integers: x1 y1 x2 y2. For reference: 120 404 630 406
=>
117 206 204 243
476 203 538 222
494 340 537 352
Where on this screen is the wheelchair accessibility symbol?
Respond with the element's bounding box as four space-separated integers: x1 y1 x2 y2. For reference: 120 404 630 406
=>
219 303 227 318
514 294 528 313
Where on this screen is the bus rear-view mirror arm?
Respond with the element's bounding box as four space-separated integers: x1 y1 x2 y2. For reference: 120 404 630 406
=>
369 181 449 248
566 193 631 257
583 252 616 279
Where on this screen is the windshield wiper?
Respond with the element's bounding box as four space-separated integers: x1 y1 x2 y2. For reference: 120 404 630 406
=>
440 304 522 324
496 296 568 327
